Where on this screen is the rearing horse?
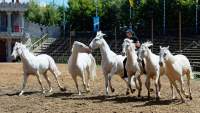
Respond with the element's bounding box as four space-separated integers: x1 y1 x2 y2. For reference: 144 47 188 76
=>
11 42 66 96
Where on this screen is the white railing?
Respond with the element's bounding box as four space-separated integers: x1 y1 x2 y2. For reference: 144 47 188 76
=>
29 34 48 51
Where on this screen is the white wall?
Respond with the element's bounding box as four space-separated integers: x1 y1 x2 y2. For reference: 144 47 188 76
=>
24 21 61 38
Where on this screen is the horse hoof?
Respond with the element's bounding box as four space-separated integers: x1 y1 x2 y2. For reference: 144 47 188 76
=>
156 97 160 101
172 96 176 100
181 99 185 103
147 96 150 100
126 91 130 95
150 88 154 92
131 89 136 94
19 93 23 96
111 88 115 93
42 91 46 94
189 96 192 100
86 89 90 93
19 91 24 96
60 87 67 92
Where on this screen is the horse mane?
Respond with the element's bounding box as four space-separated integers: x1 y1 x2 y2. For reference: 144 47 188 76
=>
124 38 133 43
142 41 153 47
166 50 176 64
20 43 35 57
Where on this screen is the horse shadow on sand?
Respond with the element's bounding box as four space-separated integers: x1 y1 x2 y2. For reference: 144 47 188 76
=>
61 94 183 106
45 92 74 98
0 91 41 96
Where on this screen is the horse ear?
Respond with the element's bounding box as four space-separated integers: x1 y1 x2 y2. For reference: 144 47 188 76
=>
167 46 169 49
102 33 106 36
160 46 162 49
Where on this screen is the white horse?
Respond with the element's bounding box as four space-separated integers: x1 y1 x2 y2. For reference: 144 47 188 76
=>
11 42 66 96
121 39 143 97
89 31 130 95
68 41 96 95
138 41 165 100
159 46 193 102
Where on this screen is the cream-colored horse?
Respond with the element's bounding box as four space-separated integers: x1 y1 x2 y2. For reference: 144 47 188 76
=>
159 46 193 102
138 41 165 100
68 41 96 95
122 39 143 97
11 42 66 96
89 31 130 95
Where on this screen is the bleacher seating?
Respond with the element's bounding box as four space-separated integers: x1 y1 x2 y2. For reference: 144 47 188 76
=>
33 33 200 71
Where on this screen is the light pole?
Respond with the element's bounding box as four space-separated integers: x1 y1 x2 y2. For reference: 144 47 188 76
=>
130 6 132 20
63 0 65 38
96 0 98 17
196 0 198 34
163 0 166 35
179 11 182 52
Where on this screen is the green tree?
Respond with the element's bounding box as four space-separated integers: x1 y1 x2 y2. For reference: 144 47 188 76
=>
43 5 61 25
25 0 41 23
25 0 62 26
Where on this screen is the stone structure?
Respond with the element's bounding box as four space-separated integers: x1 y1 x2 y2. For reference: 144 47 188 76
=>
0 0 27 61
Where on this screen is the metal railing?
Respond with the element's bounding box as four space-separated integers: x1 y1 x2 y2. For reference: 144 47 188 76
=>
29 34 48 51
174 41 200 54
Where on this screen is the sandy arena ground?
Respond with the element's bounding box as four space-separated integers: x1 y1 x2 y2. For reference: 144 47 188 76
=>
0 63 200 113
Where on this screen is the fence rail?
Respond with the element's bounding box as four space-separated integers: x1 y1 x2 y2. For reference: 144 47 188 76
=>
29 34 48 51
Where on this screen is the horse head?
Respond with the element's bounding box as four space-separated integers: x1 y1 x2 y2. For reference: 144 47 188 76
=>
121 38 135 56
159 46 169 66
89 31 106 49
11 42 24 59
138 41 153 62
72 41 91 54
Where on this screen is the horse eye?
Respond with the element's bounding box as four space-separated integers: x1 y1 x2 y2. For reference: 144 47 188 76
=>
163 53 167 57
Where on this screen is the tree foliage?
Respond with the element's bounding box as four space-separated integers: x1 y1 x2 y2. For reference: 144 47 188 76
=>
25 0 61 26
25 0 197 34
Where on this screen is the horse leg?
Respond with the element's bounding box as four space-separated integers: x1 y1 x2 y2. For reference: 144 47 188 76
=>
104 74 109 95
186 71 192 100
36 72 45 94
43 72 52 93
179 76 190 98
128 75 135 94
19 73 29 96
145 75 151 99
168 80 176 99
158 78 161 98
108 72 115 93
133 71 142 97
81 71 89 92
171 79 185 103
137 75 142 97
72 75 81 95
125 80 130 95
86 68 91 92
51 70 66 91
155 73 160 100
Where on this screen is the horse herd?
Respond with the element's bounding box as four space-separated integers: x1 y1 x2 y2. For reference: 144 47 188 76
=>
10 31 193 103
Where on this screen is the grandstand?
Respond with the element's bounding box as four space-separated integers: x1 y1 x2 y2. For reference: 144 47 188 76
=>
32 32 200 71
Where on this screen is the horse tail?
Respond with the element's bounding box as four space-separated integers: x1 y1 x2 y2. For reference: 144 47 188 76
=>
49 56 61 77
189 64 194 79
89 54 96 81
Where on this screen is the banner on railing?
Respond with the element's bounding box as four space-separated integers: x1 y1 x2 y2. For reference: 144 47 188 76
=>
93 16 100 32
